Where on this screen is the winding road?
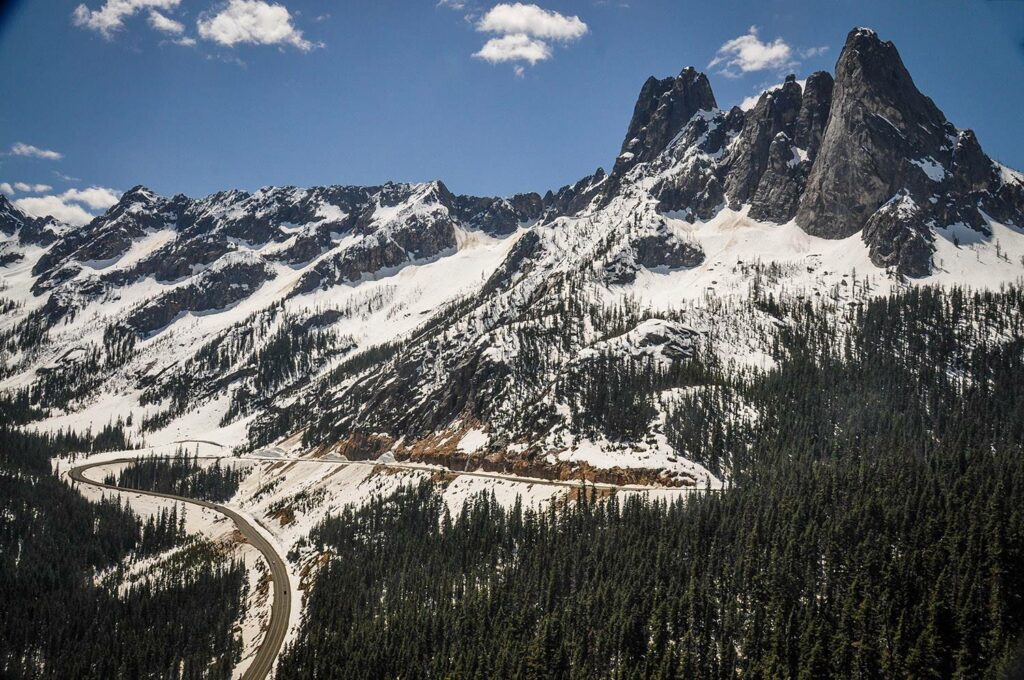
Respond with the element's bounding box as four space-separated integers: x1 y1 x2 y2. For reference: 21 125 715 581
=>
68 452 712 678
68 459 291 680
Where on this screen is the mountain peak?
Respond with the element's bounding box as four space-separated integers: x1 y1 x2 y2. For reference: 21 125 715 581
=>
613 66 717 176
796 26 949 241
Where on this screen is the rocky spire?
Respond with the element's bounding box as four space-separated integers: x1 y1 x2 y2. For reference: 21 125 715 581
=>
796 28 950 239
613 67 717 176
792 71 834 162
724 74 803 207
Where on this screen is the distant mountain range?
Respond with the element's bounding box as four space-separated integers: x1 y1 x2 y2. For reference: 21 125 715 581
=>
2 27 1023 486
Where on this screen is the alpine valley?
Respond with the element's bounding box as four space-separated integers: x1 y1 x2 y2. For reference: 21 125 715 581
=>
3 26 1024 680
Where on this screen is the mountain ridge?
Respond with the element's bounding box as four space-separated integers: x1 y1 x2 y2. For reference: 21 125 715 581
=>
2 27 1024 487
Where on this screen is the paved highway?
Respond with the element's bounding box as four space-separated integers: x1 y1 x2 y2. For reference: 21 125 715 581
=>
66 452 710 678
68 459 291 680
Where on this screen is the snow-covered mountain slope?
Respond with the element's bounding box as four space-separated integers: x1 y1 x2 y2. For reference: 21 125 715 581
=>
3 27 1024 488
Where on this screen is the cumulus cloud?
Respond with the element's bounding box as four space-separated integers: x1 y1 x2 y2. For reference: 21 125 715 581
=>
148 9 184 34
0 182 14 195
476 2 587 41
14 196 95 226
10 143 63 160
198 0 318 51
72 0 180 38
13 186 121 226
475 34 551 64
709 26 795 77
471 3 587 71
61 186 121 210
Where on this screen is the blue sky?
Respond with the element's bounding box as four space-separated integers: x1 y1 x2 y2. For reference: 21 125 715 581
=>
1 0 1022 224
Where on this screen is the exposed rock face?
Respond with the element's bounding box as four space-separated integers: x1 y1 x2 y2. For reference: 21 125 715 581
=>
604 219 705 285
783 28 1024 276
0 196 66 265
747 132 808 223
15 178 580 329
32 186 170 292
725 75 804 207
793 71 834 162
455 192 544 235
862 193 934 277
650 107 742 221
602 25 1024 264
613 67 717 176
796 28 951 239
0 196 22 237
632 231 704 272
127 259 273 336
543 168 606 216
743 72 834 223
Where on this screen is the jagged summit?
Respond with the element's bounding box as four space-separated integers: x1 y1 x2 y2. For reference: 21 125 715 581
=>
797 26 949 237
613 66 718 175
600 26 1024 277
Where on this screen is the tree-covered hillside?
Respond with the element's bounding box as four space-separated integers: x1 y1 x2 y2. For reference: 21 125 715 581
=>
0 428 248 679
280 285 1024 679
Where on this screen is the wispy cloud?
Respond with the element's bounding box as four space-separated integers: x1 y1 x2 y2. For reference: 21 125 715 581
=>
198 0 320 51
8 182 55 193
148 9 185 34
800 46 829 59
709 26 796 78
72 0 181 38
471 3 587 72
10 143 64 160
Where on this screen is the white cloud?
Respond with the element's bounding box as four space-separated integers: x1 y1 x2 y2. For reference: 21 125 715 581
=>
61 186 121 210
12 186 121 226
474 34 551 64
476 3 587 40
174 36 197 46
14 196 95 226
437 0 466 9
471 3 587 71
0 182 14 195
148 9 184 34
10 142 64 160
13 182 54 193
72 0 180 38
709 26 795 77
513 65 525 78
198 0 318 51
